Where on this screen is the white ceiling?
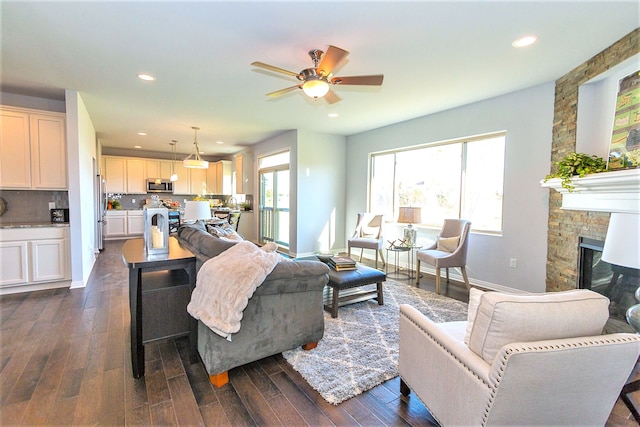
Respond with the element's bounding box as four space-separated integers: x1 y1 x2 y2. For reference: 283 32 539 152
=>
2 1 638 158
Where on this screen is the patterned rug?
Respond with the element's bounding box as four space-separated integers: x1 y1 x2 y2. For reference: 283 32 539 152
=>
282 279 468 405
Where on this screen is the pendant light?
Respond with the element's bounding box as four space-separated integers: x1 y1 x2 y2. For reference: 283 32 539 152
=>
169 140 178 182
183 126 209 169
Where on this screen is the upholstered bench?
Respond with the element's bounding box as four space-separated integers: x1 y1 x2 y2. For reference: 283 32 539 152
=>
323 263 387 318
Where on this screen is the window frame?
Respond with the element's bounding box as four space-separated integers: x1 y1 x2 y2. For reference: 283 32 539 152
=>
368 131 506 234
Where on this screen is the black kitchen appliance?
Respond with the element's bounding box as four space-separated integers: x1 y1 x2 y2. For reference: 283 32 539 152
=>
51 208 69 223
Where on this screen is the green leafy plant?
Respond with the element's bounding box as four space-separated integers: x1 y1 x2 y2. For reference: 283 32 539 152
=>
544 152 608 191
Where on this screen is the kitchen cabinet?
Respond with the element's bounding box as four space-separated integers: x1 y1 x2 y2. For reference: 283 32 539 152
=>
234 153 253 194
126 210 144 235
207 160 232 195
0 227 70 291
0 107 67 190
105 210 144 238
126 159 146 193
190 168 207 195
103 156 146 194
172 162 191 195
145 160 174 180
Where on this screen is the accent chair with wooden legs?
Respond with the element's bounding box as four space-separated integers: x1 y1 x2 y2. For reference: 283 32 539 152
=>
348 212 386 269
416 219 471 294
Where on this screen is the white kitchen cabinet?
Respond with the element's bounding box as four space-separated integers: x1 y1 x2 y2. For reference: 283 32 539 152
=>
126 159 146 193
0 107 67 190
190 168 208 195
30 113 67 189
0 227 70 292
234 153 253 195
30 239 66 282
105 210 127 237
126 210 144 236
0 241 28 286
207 160 232 194
103 156 147 194
105 210 145 238
172 162 191 195
146 160 174 180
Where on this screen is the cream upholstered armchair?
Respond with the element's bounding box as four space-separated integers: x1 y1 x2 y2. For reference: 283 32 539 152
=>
348 213 385 269
399 289 640 426
416 219 471 294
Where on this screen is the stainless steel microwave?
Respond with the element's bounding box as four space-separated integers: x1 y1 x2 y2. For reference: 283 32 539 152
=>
146 179 174 193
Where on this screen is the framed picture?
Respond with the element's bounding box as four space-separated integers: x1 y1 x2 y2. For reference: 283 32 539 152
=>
609 70 640 169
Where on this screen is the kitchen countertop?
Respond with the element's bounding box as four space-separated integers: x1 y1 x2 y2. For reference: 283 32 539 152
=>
0 222 70 229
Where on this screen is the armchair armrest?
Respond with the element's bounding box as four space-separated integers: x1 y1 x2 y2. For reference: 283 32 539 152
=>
399 304 492 426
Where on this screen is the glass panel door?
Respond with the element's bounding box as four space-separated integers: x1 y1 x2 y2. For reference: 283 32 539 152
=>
259 166 289 248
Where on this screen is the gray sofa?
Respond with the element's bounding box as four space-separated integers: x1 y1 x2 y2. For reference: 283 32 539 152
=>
177 222 329 387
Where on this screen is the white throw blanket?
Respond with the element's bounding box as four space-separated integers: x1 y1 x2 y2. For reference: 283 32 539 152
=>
187 241 281 340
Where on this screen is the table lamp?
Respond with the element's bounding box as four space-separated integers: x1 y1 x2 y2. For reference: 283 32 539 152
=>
184 200 212 223
398 207 422 246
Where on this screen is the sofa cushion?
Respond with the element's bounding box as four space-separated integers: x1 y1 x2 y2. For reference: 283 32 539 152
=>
468 289 609 363
177 223 237 259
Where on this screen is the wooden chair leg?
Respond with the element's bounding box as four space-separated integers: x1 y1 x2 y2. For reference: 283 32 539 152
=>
209 371 229 388
461 266 470 289
302 342 318 350
359 248 364 262
416 259 421 284
435 267 441 294
446 267 450 283
374 250 379 269
378 249 386 266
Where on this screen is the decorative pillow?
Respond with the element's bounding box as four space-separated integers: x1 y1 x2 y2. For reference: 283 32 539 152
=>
468 289 609 363
437 236 459 252
464 287 484 345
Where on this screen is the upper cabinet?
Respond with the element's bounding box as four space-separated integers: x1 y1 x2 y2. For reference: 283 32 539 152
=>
234 153 253 194
0 107 67 190
103 156 146 194
207 160 232 195
146 159 174 180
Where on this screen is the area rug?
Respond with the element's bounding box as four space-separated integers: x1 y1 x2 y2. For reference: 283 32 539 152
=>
282 279 468 405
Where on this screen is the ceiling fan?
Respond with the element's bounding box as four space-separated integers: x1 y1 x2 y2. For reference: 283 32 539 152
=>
251 45 383 104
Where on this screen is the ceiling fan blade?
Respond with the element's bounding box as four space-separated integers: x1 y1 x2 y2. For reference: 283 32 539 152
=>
266 85 300 98
331 75 384 86
251 61 299 77
317 45 349 76
324 89 341 104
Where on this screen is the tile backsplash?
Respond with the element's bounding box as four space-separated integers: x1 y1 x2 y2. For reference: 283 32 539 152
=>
0 190 69 223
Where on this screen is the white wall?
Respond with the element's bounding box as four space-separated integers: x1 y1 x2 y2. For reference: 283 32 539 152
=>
65 90 98 287
346 83 555 293
296 130 347 256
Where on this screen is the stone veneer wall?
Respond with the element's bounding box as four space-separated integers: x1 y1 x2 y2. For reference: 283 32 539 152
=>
546 28 639 292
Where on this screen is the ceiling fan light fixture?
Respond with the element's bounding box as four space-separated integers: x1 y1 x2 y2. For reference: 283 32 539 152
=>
183 127 209 169
302 78 330 99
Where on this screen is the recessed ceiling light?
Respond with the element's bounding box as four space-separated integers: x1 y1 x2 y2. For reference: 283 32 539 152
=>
134 145 142 149
137 132 147 136
137 73 155 81
512 35 537 48
328 113 339 118
216 141 225 144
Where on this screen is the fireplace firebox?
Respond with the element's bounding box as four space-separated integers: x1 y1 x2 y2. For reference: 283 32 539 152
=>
579 237 640 333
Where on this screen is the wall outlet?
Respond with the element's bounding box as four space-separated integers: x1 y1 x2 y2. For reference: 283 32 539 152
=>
132 198 136 203
48 202 56 210
509 258 518 268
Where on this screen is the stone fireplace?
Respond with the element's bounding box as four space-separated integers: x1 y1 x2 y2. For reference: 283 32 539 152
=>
578 237 640 334
545 28 639 293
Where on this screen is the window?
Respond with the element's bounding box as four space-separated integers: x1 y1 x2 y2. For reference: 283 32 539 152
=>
370 133 505 233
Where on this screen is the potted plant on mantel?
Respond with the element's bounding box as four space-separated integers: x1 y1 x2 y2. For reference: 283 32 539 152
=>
543 152 609 192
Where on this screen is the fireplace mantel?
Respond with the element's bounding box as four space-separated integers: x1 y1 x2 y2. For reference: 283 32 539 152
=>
540 168 640 214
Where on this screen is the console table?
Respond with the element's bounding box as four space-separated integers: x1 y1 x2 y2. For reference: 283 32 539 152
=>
122 237 197 378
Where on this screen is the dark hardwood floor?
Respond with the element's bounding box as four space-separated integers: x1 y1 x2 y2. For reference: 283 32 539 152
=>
1 240 638 426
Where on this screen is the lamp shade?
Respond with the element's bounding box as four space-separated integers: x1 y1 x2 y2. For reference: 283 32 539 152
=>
184 201 212 221
602 212 640 269
398 207 422 224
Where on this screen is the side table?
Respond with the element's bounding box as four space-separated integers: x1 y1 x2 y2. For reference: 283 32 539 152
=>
386 245 420 279
122 237 198 378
